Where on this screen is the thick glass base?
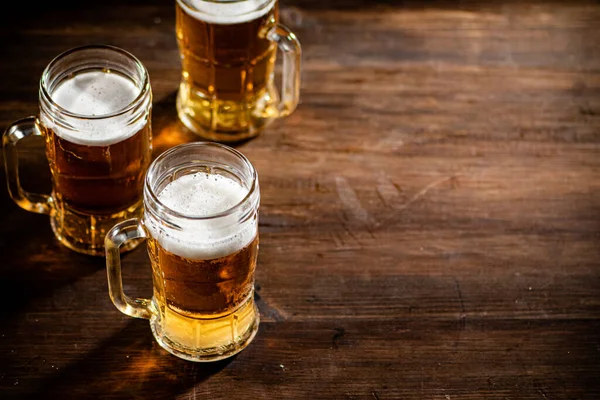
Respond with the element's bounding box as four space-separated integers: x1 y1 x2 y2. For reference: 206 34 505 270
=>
150 294 259 362
176 82 278 143
50 200 144 256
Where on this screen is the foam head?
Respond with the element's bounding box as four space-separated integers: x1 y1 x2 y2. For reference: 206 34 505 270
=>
178 0 276 25
146 172 257 260
43 70 144 146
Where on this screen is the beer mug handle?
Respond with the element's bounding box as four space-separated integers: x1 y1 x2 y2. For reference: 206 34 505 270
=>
2 116 53 214
268 24 302 117
105 218 153 320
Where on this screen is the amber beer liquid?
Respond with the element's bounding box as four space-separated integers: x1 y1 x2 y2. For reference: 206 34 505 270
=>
176 0 300 142
41 70 152 255
106 142 260 361
145 172 259 359
176 0 278 138
3 46 152 256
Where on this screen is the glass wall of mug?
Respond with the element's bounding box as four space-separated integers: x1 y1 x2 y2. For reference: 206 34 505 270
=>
105 142 260 362
176 0 301 142
2 45 153 256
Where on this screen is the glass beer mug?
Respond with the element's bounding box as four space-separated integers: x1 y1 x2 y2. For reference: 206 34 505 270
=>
175 0 301 142
2 45 153 256
106 142 260 362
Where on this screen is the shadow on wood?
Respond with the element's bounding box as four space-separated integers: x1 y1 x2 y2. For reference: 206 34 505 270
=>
31 320 233 399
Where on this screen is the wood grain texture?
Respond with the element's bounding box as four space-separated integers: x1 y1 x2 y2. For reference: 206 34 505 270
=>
0 0 599 398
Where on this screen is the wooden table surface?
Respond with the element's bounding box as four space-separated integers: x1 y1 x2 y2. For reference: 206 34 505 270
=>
1 0 599 398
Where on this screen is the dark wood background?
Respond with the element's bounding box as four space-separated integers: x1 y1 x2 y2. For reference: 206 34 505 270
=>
0 0 599 398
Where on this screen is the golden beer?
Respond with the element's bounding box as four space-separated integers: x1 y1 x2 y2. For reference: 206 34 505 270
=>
44 124 150 215
106 142 261 362
147 236 259 353
3 46 152 256
175 0 301 142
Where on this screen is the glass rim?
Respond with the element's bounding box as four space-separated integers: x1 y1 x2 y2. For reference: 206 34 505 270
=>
145 142 259 221
40 44 150 121
177 0 275 16
183 0 258 2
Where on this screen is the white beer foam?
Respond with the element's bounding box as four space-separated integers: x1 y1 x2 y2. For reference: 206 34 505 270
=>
178 0 276 25
147 173 257 260
44 71 142 146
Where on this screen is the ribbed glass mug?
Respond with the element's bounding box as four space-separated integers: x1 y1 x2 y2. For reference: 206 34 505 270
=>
175 0 301 142
2 45 152 256
106 142 260 362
